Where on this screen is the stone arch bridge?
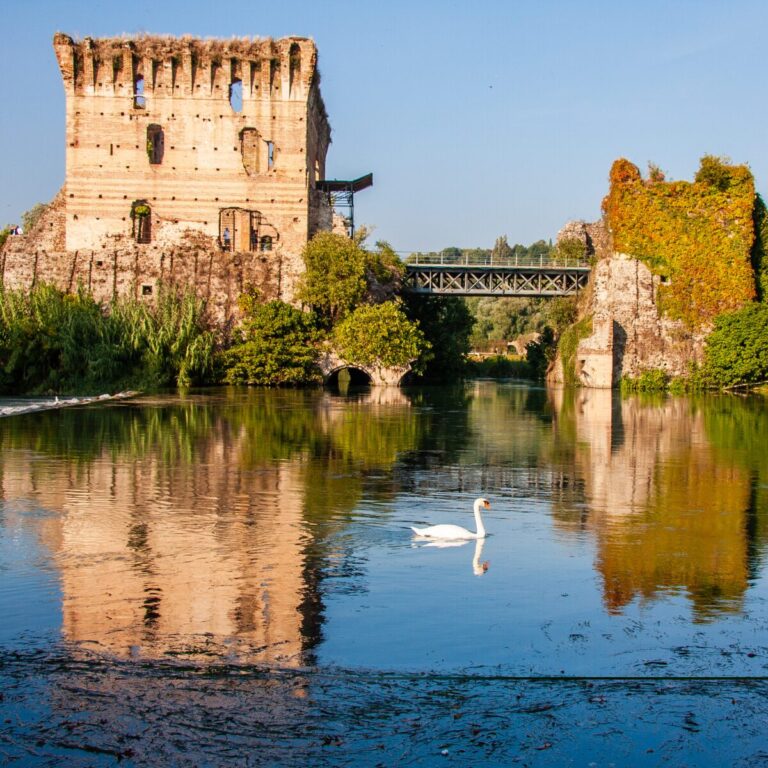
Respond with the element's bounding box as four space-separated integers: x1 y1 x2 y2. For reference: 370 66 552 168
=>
318 351 412 388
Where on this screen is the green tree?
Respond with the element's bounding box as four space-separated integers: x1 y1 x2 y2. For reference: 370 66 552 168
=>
297 233 405 325
365 240 405 303
332 301 431 372
491 235 513 261
699 303 768 388
528 239 553 260
525 327 556 379
223 295 322 386
297 232 369 325
403 295 474 380
440 246 463 263
21 202 49 233
752 194 768 301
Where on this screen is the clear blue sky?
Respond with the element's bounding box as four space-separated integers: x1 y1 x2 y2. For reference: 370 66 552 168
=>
1 0 766 253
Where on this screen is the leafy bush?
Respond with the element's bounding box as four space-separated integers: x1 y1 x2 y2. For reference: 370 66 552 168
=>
620 369 670 392
553 238 587 262
699 303 768 388
332 301 430 372
222 292 322 387
466 355 533 379
223 295 322 386
694 154 733 191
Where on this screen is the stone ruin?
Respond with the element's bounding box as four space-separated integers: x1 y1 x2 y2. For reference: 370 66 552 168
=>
551 219 706 388
1 33 350 327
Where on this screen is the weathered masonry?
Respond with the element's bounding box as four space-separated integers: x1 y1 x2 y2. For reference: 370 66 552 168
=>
1 33 363 324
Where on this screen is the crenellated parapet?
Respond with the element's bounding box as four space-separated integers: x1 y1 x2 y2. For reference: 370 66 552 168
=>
53 33 321 105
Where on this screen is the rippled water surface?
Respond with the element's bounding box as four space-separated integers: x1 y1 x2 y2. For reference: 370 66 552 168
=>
2 383 768 765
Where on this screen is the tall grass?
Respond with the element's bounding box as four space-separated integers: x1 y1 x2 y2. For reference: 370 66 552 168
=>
0 283 217 395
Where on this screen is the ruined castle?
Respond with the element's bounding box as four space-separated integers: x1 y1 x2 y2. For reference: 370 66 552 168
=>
1 33 360 325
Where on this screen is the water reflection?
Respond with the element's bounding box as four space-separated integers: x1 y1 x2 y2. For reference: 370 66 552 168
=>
0 388 426 664
550 388 765 621
2 383 768 671
412 537 489 576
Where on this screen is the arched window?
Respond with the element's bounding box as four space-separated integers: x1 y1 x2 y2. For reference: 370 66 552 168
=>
146 124 164 165
131 200 151 243
260 235 273 252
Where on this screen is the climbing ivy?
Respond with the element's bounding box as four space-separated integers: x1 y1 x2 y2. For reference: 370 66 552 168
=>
602 156 756 328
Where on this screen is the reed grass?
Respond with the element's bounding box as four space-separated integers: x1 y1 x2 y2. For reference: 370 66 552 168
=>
0 283 217 395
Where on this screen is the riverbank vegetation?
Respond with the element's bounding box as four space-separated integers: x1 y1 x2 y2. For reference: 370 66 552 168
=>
0 231 441 394
0 284 215 394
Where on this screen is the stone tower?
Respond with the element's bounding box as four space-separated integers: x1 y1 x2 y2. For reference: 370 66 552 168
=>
0 33 338 322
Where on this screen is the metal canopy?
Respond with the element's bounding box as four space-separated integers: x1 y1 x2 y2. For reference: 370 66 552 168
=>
316 174 373 194
316 173 373 237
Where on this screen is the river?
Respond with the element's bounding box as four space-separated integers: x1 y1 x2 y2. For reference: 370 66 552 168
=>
1 382 767 765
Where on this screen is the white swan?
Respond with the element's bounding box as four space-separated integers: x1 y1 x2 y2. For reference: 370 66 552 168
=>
411 498 490 540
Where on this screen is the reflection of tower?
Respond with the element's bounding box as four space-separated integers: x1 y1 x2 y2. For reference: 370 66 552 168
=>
0 414 318 665
554 389 751 619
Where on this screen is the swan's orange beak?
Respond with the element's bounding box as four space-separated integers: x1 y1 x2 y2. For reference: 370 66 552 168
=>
483 500 491 509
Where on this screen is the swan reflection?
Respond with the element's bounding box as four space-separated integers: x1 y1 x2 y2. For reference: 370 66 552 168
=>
413 537 490 576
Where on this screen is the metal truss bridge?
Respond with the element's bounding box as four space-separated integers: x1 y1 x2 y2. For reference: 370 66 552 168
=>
403 255 591 297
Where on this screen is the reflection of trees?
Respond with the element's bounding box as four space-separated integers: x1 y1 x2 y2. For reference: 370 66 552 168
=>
551 389 761 621
704 395 768 575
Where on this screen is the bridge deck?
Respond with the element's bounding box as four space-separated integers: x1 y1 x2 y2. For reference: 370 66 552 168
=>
403 257 591 297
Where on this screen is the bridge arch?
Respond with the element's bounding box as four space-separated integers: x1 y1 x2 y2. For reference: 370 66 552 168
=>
324 365 373 388
317 350 412 388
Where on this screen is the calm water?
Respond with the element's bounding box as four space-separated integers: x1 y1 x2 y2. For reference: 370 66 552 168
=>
2 382 768 765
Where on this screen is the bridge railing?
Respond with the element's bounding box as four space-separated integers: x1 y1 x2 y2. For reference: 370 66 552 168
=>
404 253 591 269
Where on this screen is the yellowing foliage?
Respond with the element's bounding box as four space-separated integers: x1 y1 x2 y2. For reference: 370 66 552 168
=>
602 157 757 328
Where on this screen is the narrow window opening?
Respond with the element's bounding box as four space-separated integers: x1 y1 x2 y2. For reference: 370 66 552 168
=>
240 127 260 175
146 124 164 165
134 75 146 109
266 141 275 170
229 79 242 112
142 284 153 296
260 235 272 252
289 43 301 95
131 200 152 243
